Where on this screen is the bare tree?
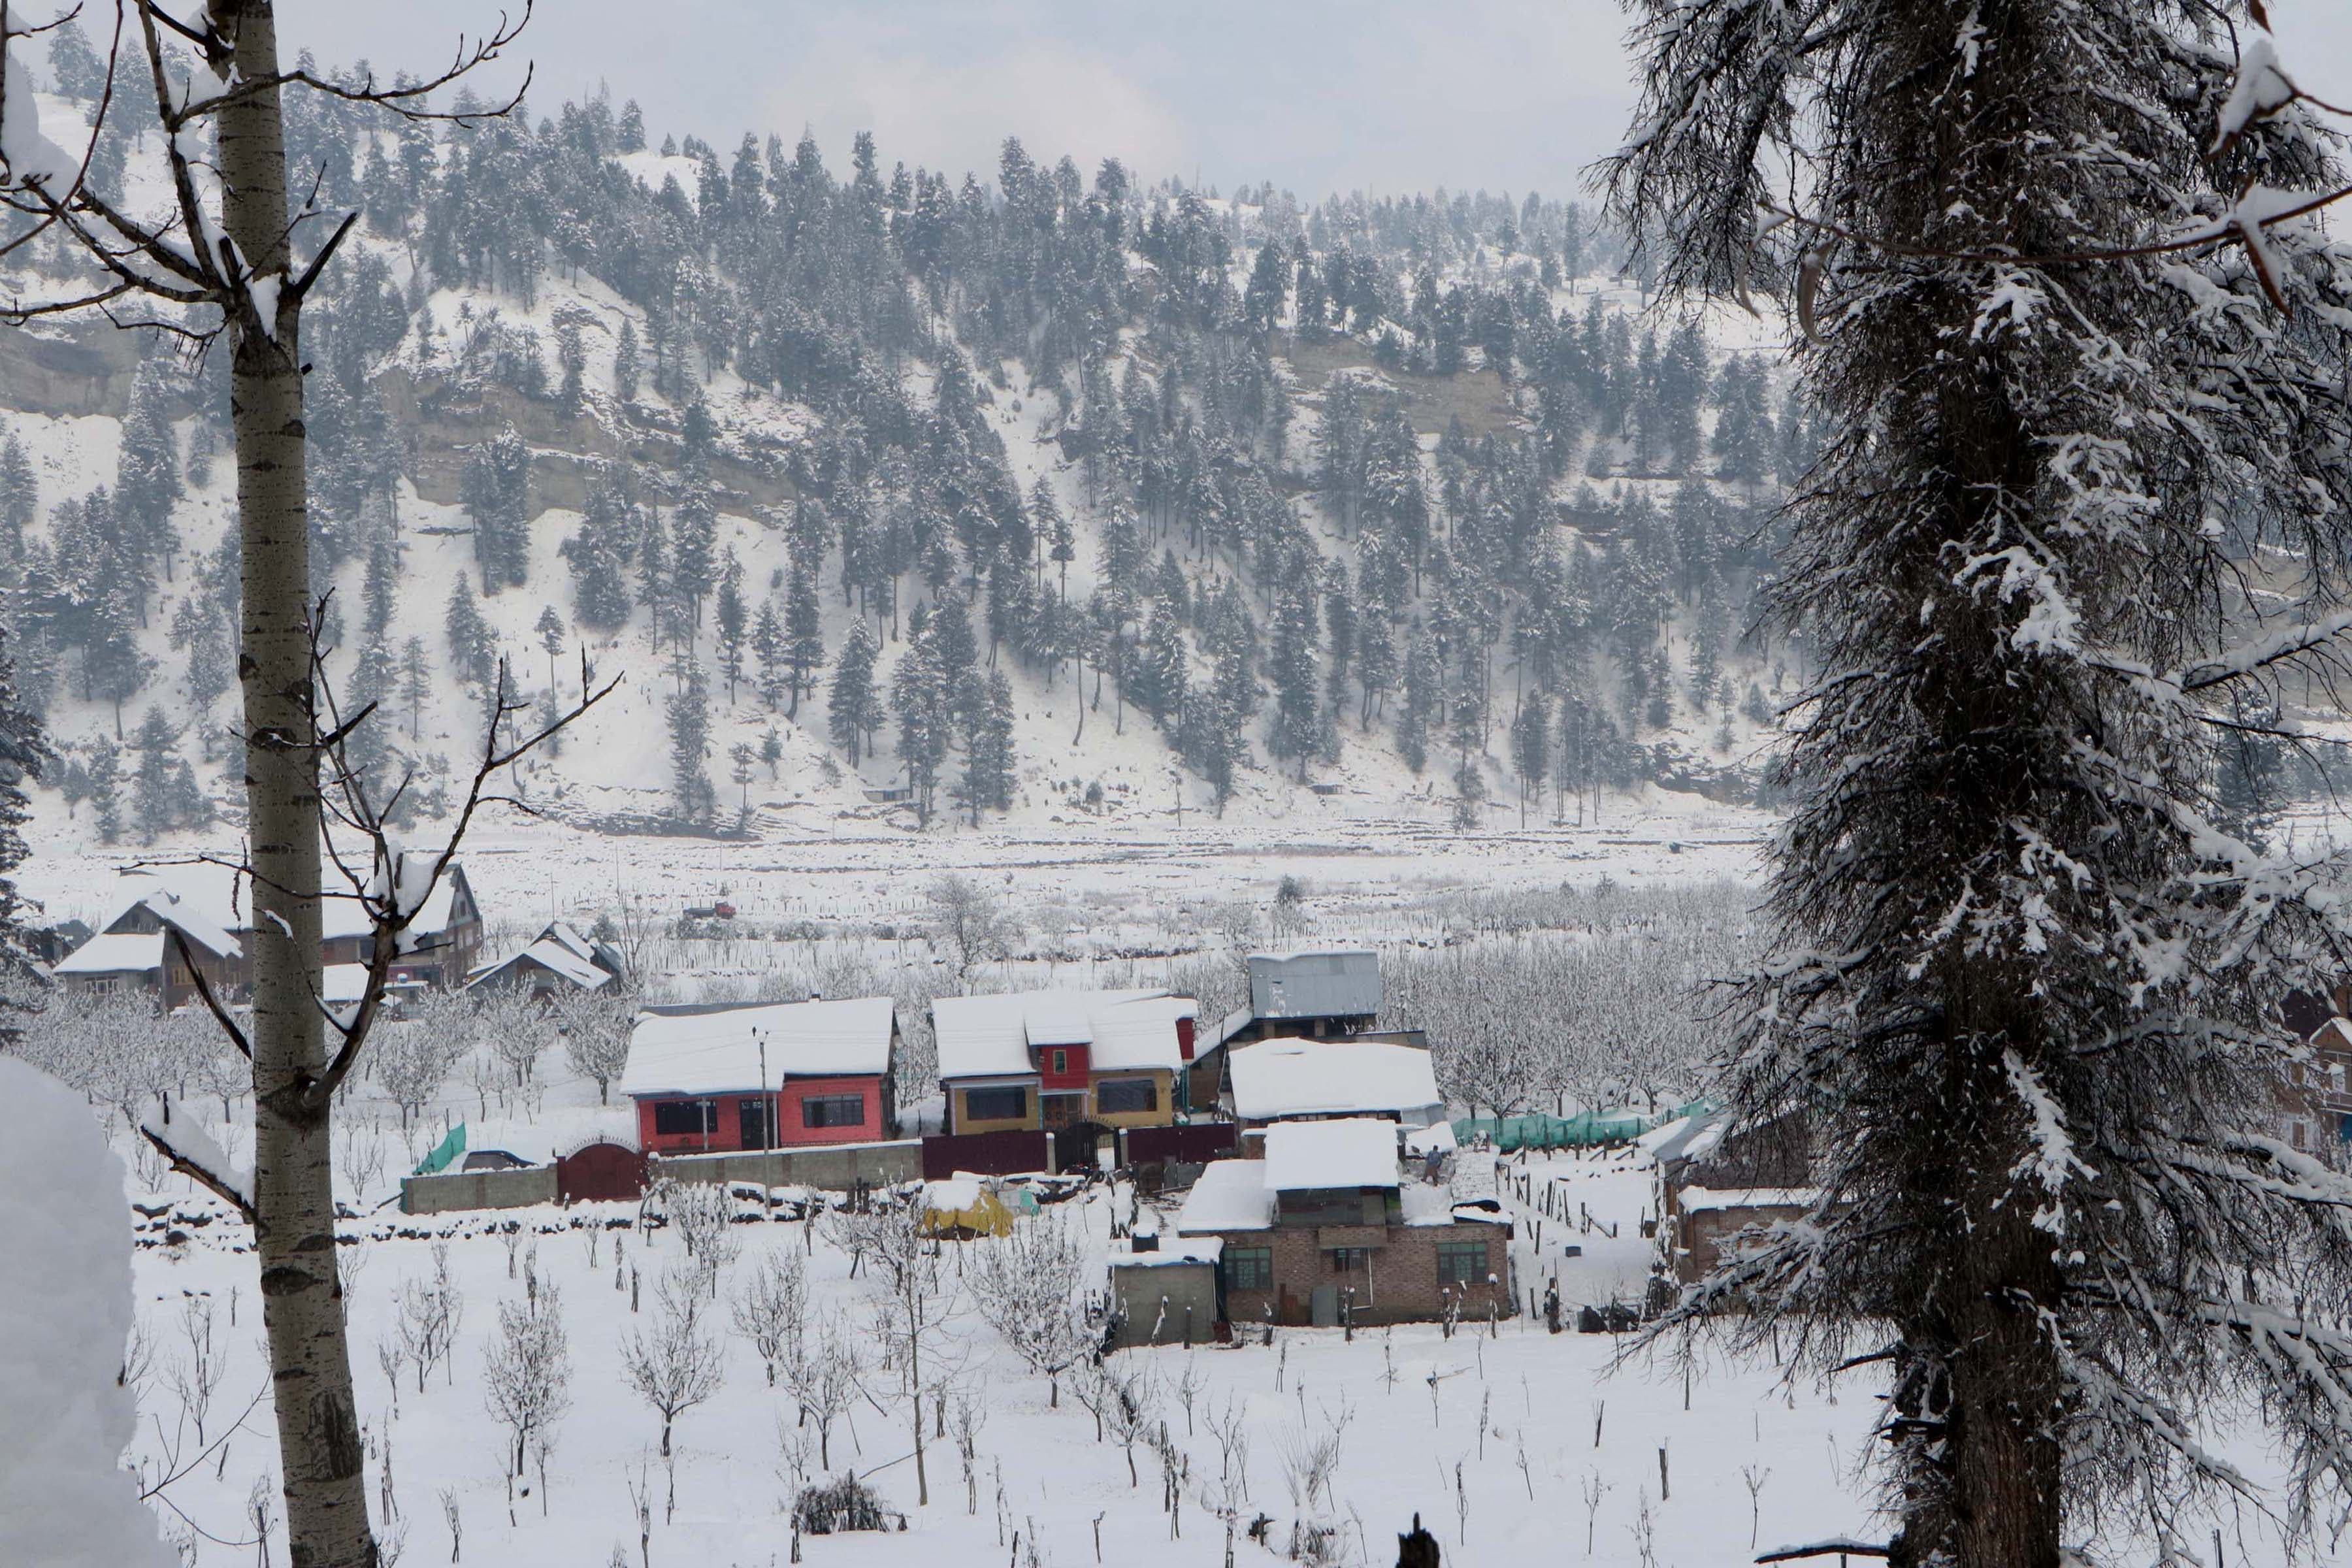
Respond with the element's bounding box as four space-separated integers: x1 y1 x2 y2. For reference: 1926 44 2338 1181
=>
845 1199 962 1505
555 986 635 1105
2 10 544 1565
925 875 1019 992
620 1263 726 1462
395 1244 463 1393
967 1211 1092 1407
781 1311 864 1471
731 1249 807 1388
482 1281 570 1512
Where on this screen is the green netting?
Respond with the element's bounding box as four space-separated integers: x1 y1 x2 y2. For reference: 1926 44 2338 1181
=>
414 1122 466 1176
1452 1102 1710 1152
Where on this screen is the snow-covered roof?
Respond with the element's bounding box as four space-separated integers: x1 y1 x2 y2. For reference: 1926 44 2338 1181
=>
1262 1119 1401 1193
1405 1121 1458 1157
465 936 612 993
1639 1109 1730 1169
91 855 466 945
1228 1037 1441 1122
130 892 243 961
1175 1160 1273 1233
932 989 1199 1081
320 964 372 1005
621 996 896 1098
1110 1237 1224 1267
1677 1185 1820 1215
54 931 163 976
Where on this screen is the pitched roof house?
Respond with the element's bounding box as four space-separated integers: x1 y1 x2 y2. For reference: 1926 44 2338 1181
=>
620 996 899 1153
933 988 1198 1135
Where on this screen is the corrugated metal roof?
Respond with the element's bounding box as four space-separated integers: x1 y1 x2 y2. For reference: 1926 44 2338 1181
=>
1247 949 1381 1021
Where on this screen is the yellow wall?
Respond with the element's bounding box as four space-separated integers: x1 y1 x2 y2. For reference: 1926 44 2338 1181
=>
1089 1070 1177 1129
951 1083 1039 1134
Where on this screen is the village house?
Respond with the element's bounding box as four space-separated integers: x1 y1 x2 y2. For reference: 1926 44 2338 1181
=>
2279 986 2352 1156
932 988 1198 1137
1647 1109 1818 1286
1172 1117 1511 1330
53 855 484 1002
52 889 243 1007
1187 950 1424 1111
621 996 899 1154
465 919 627 1000
1224 1036 1446 1142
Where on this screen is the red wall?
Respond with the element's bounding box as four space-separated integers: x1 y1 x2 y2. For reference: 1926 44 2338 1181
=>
1039 1043 1091 1092
632 1075 887 1154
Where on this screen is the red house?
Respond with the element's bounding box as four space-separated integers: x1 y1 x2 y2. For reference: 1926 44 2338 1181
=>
620 996 900 1154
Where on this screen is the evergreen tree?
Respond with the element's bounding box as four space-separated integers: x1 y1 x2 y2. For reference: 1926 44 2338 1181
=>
958 666 1016 824
889 606 949 823
753 599 789 710
672 486 719 626
0 430 35 559
0 625 50 1032
715 551 747 700
1509 692 1549 828
535 604 568 691
784 538 826 717
613 318 641 402
129 705 180 842
1610 4 2352 1559
664 653 715 823
444 576 497 687
400 637 432 740
1266 576 1320 779
563 479 638 632
828 617 882 764
1397 623 1439 774
87 735 124 843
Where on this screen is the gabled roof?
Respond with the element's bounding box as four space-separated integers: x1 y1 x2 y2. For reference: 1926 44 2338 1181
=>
932 989 1200 1081
54 930 164 976
1227 1037 1440 1122
1262 1118 1400 1193
465 936 612 993
620 996 896 1098
91 854 467 945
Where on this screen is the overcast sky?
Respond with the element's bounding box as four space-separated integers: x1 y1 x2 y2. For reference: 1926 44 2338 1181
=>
285 1 1646 202
286 1 2352 204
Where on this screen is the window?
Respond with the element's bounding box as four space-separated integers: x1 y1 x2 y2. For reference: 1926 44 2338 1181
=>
1436 1240 1488 1287
1326 1247 1373 1274
1095 1078 1158 1116
802 1093 865 1130
1050 1049 1067 1075
1225 1247 1273 1291
651 1100 714 1137
964 1086 1029 1123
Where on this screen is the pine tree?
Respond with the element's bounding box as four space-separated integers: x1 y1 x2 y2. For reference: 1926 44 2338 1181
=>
672 487 719 627
1509 692 1548 828
87 735 125 843
829 617 883 764
0 625 49 1039
664 654 715 823
613 318 641 402
1266 576 1320 779
958 667 1015 825
444 576 497 688
1397 623 1439 774
784 539 825 717
1609 6 2352 1560
128 705 180 842
535 604 568 691
0 430 36 560
889 607 949 824
400 638 432 741
714 552 747 701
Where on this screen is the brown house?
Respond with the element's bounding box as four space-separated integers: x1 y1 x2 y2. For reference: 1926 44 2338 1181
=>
1648 1109 1818 1287
1173 1118 1512 1329
54 855 483 1006
2279 987 2352 1156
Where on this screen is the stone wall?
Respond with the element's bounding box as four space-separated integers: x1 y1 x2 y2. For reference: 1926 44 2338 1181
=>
654 1139 921 1192
400 1164 559 1215
1205 1220 1512 1328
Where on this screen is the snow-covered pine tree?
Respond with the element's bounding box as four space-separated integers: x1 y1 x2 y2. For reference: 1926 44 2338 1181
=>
714 555 747 701
830 617 882 765
664 653 715 824
784 539 825 717
0 624 49 1042
1607 5 2352 1562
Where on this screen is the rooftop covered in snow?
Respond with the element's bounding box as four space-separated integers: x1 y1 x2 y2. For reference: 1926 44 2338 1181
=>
931 988 1198 1081
1262 1117 1401 1193
1226 1037 1441 1124
1175 1158 1274 1233
1245 949 1380 1021
619 996 896 1099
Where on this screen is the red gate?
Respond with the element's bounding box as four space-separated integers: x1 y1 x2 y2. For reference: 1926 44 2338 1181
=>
557 1140 648 1203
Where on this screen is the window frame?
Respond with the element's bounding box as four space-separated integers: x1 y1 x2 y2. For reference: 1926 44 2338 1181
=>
1435 1239 1488 1287
1326 1247 1373 1275
801 1092 866 1130
651 1099 715 1137
1224 1246 1274 1291
1094 1077 1158 1116
964 1085 1030 1123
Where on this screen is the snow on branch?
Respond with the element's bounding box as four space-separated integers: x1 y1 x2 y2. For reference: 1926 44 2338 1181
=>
138 1096 254 1222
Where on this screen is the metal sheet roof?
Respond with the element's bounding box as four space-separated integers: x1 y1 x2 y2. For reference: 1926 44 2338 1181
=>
1246 949 1381 1021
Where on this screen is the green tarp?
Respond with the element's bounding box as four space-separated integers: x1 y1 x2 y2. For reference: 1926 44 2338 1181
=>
1452 1102 1710 1152
414 1122 466 1176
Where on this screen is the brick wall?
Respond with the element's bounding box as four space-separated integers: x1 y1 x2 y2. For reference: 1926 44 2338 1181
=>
1203 1221 1512 1328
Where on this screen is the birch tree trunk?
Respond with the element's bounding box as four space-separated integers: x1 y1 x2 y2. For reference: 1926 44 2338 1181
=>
216 3 376 1563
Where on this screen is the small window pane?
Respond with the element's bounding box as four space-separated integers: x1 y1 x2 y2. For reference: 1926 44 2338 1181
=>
966 1086 1029 1122
1437 1241 1487 1286
802 1094 864 1130
1096 1078 1158 1115
1225 1247 1273 1290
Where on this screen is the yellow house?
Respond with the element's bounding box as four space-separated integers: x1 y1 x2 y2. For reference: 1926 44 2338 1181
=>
934 989 1199 1134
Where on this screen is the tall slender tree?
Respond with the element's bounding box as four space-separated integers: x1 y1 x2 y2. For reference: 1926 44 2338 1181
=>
1607 7 2352 1564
